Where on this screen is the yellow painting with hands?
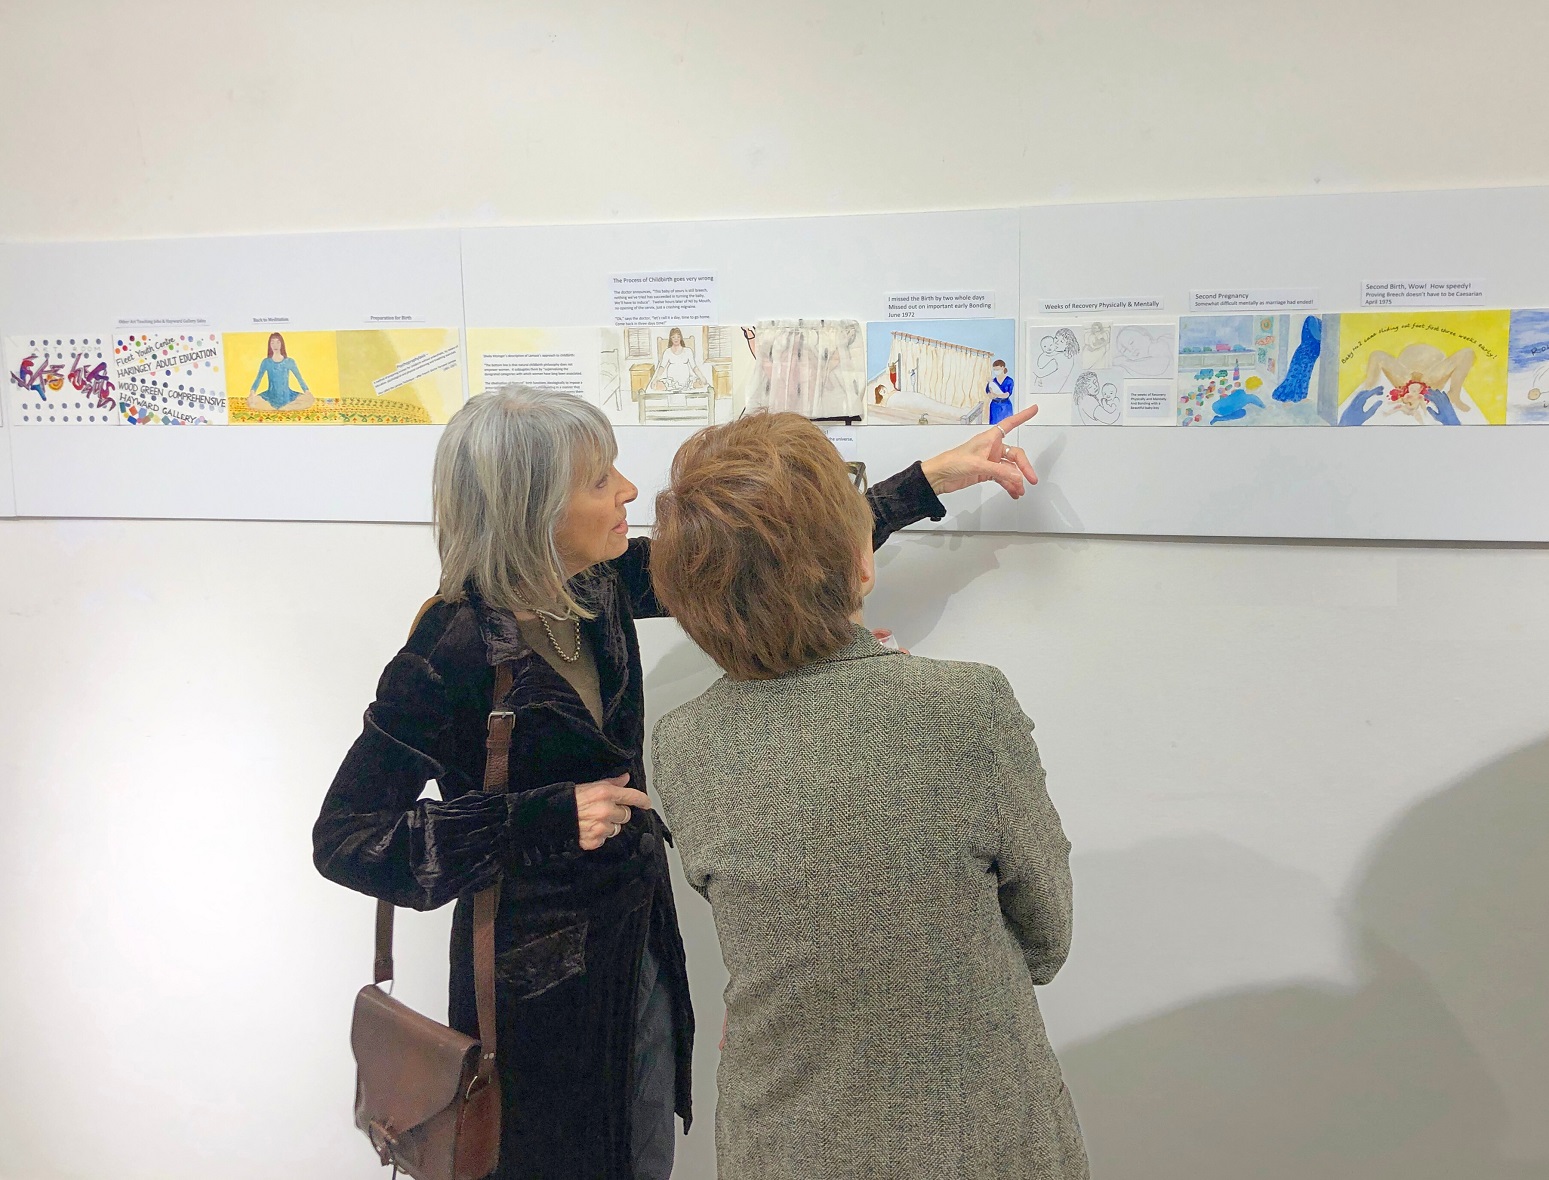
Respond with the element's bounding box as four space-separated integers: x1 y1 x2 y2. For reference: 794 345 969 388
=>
1336 310 1509 426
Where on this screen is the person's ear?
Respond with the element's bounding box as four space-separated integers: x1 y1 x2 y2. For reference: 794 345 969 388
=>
857 544 877 598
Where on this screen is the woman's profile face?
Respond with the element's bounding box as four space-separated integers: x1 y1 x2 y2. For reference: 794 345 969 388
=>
554 462 638 576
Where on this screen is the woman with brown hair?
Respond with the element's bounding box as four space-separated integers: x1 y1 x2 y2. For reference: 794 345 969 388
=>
247 331 313 411
313 386 1041 1179
651 412 1086 1180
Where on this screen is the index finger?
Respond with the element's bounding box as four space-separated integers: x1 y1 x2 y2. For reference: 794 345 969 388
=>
610 786 655 810
994 404 1040 433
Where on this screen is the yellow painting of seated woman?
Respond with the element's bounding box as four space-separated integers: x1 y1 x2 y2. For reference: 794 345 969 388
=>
225 328 463 424
225 330 341 423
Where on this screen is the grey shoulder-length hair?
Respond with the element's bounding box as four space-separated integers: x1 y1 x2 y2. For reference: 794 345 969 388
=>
433 385 618 619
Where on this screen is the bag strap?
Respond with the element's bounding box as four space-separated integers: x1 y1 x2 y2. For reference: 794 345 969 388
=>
473 661 515 1086
372 651 516 1092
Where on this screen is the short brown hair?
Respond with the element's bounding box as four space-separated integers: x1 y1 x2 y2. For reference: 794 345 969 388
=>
653 413 872 680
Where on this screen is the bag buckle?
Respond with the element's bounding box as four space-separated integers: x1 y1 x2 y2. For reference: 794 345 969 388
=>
367 1120 398 1166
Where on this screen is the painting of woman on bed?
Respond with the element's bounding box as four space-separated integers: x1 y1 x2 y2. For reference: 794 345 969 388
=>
863 318 1018 426
621 324 724 424
650 327 708 393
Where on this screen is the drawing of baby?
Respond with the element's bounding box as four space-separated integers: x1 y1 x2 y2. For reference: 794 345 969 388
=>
1034 327 1080 391
1075 369 1120 425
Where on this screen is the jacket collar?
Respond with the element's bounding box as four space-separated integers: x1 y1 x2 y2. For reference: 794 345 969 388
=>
465 581 637 741
478 598 538 666
808 624 898 668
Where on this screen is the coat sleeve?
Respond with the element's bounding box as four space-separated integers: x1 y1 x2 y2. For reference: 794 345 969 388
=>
607 462 947 621
865 461 947 550
981 669 1074 985
312 639 581 911
607 536 668 620
646 712 710 902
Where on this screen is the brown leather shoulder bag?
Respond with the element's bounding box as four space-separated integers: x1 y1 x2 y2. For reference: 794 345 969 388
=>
349 657 514 1180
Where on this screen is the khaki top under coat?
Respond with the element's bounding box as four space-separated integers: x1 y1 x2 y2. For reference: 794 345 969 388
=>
653 628 1088 1180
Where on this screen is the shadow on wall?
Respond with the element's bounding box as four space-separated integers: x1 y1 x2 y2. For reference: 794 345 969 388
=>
869 529 1025 643
1059 738 1549 1180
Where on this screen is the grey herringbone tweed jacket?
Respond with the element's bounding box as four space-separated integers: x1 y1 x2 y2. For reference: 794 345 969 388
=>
652 628 1087 1180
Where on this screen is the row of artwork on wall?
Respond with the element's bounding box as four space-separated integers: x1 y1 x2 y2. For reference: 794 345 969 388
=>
1030 309 1548 428
6 309 1545 429
1 318 1017 429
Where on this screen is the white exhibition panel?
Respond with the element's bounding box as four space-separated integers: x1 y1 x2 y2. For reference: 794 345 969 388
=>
8 426 439 523
1014 188 1549 541
460 210 1024 533
0 417 15 517
2 192 1549 537
1022 188 1549 315
459 209 1021 325
1013 424 1537 542
0 230 462 520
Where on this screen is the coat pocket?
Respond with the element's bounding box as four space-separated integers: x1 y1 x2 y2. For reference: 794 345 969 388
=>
496 919 588 1001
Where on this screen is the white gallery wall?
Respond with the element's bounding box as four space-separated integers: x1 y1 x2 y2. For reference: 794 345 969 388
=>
2 3 1548 1180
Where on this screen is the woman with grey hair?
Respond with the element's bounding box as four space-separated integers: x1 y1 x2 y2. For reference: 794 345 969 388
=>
313 385 1042 1179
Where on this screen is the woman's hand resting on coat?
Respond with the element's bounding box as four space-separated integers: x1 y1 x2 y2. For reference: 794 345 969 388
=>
575 773 654 850
919 404 1040 499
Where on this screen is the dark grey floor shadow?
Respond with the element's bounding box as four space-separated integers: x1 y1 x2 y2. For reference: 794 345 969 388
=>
1055 737 1549 1180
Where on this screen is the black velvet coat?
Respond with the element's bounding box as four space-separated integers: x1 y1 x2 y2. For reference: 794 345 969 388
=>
313 463 945 1180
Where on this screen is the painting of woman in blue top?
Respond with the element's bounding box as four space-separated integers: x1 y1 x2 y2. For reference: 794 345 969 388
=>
248 332 314 411
987 359 1014 425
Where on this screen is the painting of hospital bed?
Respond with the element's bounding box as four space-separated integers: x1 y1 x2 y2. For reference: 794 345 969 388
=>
863 318 1016 425
732 319 864 421
1176 315 1335 427
609 323 740 425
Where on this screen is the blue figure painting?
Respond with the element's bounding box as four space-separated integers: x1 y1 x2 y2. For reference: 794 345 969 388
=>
1176 313 1332 426
1210 386 1265 424
1271 316 1321 404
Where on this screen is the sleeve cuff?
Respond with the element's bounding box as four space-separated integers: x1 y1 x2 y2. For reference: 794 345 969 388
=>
507 782 581 866
866 460 947 544
901 460 948 522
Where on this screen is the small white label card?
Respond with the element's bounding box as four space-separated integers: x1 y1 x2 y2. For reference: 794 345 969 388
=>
1189 288 1319 312
1125 380 1175 422
1037 296 1166 315
885 291 996 319
610 272 718 326
823 424 860 460
1360 280 1487 308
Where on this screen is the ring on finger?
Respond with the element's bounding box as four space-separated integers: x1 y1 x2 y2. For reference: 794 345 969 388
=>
992 424 1006 439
